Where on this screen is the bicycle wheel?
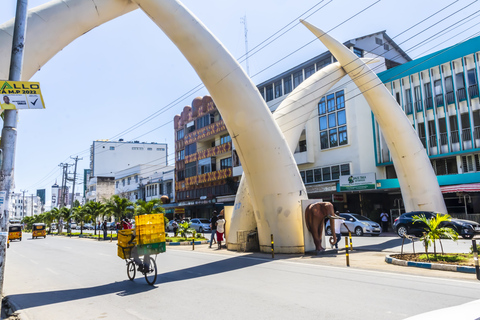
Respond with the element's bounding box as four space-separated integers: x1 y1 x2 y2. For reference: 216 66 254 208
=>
127 261 136 280
144 257 157 285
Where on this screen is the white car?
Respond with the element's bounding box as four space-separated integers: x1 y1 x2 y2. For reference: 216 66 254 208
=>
326 213 382 236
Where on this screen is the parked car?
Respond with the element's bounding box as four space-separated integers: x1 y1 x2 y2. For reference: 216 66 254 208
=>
326 213 382 236
190 218 211 233
166 220 179 232
393 211 480 239
83 223 94 230
107 222 117 230
64 223 77 230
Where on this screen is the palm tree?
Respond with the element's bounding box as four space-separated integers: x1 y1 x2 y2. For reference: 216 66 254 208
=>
71 205 89 235
50 207 62 234
135 199 165 216
105 195 134 223
84 201 105 235
43 211 55 234
413 213 458 258
60 207 72 234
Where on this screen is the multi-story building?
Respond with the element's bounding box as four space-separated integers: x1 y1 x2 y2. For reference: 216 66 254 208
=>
87 139 168 202
174 96 238 218
255 31 411 219
9 193 41 220
114 164 174 202
376 35 480 217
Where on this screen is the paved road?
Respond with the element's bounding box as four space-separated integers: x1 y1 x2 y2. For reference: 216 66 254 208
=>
4 234 480 319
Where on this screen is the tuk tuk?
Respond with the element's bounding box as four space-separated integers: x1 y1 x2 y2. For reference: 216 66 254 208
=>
8 224 22 242
32 223 46 239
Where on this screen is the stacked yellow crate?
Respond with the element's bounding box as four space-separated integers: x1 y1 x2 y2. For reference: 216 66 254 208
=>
117 229 134 259
135 213 166 255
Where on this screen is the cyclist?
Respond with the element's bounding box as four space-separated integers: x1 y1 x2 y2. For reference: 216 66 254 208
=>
128 229 150 272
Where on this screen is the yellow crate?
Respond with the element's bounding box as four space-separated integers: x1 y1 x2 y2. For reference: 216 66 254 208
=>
135 214 164 226
117 245 133 259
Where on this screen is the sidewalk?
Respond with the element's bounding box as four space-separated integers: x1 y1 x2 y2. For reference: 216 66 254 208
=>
167 234 478 282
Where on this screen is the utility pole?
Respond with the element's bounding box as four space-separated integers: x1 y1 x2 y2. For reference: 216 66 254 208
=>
59 163 71 208
0 0 29 295
240 15 250 76
69 156 82 207
20 189 27 219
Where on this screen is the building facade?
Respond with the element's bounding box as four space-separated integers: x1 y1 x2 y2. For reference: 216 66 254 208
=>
376 35 480 218
174 96 239 219
9 193 42 220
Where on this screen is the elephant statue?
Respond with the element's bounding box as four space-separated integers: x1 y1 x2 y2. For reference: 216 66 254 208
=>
305 202 341 251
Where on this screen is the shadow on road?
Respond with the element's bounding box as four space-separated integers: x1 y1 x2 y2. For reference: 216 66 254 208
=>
353 237 415 251
5 254 269 310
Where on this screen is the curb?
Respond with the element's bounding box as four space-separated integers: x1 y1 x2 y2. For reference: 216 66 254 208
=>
385 254 475 274
166 240 208 246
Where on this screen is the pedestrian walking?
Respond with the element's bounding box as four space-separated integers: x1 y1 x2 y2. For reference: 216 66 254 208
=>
102 220 107 240
380 210 389 232
172 220 178 237
216 212 226 249
209 211 218 248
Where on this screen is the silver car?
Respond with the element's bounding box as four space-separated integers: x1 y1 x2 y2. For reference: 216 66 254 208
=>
190 218 211 233
326 213 382 236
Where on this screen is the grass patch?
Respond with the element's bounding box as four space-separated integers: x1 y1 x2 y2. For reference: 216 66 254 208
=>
418 254 468 263
166 236 206 242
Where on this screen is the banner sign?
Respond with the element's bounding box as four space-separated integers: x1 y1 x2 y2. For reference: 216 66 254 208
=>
0 80 45 109
340 173 376 191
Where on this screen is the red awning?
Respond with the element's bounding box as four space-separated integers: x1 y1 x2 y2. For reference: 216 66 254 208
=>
440 183 480 194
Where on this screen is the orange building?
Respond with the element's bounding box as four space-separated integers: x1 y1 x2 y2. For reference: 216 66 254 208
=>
174 96 240 219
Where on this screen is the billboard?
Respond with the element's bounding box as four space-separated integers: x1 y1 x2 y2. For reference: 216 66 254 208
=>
0 80 45 109
340 173 376 191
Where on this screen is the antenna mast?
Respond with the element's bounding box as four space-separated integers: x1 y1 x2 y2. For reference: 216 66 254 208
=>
240 15 250 76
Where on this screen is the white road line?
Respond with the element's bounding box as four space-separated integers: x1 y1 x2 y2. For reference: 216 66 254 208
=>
29 259 38 265
46 268 58 275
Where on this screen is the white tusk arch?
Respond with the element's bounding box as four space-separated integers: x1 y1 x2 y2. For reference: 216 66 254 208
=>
301 20 447 213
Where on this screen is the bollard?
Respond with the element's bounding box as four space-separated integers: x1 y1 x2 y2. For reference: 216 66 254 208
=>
348 232 353 250
192 236 195 250
110 230 112 242
345 236 350 267
473 240 480 281
271 234 274 259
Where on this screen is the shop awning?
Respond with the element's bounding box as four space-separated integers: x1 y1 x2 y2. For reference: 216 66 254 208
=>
440 183 480 194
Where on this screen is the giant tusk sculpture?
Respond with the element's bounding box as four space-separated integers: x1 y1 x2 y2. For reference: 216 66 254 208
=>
0 0 447 254
301 20 447 213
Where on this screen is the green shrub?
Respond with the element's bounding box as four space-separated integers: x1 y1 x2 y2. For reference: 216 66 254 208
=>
470 244 480 254
419 254 467 263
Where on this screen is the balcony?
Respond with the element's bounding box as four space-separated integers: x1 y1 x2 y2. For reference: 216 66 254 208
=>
185 141 232 164
424 97 433 109
457 87 467 102
474 126 480 148
414 101 423 112
435 94 444 107
184 120 227 145
468 84 479 98
462 128 472 141
450 130 459 144
428 135 437 148
184 168 232 187
405 102 413 114
445 91 454 105
439 132 448 145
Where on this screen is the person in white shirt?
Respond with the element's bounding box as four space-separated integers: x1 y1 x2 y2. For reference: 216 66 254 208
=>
216 212 226 249
380 210 389 232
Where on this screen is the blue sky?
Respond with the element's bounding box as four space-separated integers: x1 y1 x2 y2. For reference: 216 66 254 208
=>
0 0 478 204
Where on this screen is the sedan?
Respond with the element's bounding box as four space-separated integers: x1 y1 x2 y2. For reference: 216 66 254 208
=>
326 213 382 236
190 218 211 233
393 211 480 239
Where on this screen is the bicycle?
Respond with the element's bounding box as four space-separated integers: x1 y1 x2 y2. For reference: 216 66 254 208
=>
119 245 158 285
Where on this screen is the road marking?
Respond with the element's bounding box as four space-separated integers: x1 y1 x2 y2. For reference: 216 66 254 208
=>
46 268 58 275
29 259 38 265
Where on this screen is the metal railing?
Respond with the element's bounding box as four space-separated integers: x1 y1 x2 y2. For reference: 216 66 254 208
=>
435 94 444 107
445 91 455 105
428 135 437 148
462 128 472 141
414 101 423 112
424 97 433 109
457 87 467 102
439 132 448 146
469 84 479 98
450 130 459 144
405 102 413 114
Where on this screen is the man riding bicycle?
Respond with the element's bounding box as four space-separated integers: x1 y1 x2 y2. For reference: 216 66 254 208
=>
128 229 150 272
